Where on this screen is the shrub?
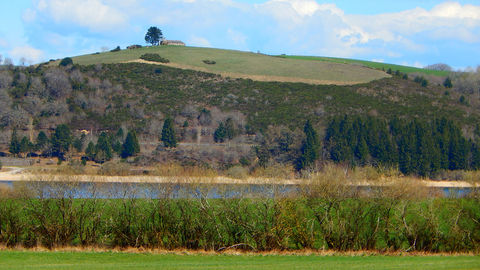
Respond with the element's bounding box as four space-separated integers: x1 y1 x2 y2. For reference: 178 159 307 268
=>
239 156 251 167
59 57 73 67
414 76 428 87
98 161 131 176
202 59 216 65
110 46 121 52
140 53 170 63
225 165 249 179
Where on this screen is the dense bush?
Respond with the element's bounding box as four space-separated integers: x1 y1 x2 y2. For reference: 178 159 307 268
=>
140 54 170 63
0 182 478 252
59 57 73 67
110 46 121 52
202 60 216 65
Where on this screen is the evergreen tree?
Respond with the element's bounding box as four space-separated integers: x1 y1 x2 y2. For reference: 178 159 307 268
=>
9 129 20 156
296 120 320 170
51 124 72 156
85 141 96 161
354 137 369 165
255 144 270 168
161 118 177 148
213 122 226 143
471 143 480 170
19 136 32 156
443 77 453 88
131 130 140 154
95 132 113 163
73 137 84 152
225 118 236 140
116 127 124 140
36 131 48 152
112 141 122 156
122 130 140 158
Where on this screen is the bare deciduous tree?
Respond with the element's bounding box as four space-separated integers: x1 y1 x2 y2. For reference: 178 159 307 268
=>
44 68 72 98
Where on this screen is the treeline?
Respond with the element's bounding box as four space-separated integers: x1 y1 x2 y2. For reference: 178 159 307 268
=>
0 183 478 252
9 124 140 163
325 116 480 176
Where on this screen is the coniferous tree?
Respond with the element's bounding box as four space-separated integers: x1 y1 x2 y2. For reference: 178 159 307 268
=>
19 136 32 156
296 120 320 170
73 137 84 152
161 118 177 148
443 77 453 88
51 124 72 156
355 137 369 165
213 122 226 143
255 144 270 168
9 129 20 156
122 130 140 158
85 142 96 161
95 132 113 163
36 131 48 152
116 127 124 140
225 118 236 140
471 143 480 170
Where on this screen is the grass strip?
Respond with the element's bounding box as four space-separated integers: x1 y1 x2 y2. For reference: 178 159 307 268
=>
0 251 478 270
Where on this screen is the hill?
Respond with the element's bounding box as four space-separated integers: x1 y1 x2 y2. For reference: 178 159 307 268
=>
280 55 450 76
2 45 478 174
70 46 389 85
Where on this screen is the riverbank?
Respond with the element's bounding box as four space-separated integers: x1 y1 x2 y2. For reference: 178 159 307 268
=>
0 166 479 188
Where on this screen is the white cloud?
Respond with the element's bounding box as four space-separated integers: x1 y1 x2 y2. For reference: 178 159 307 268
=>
22 9 37 23
431 2 480 20
371 59 384 63
34 0 128 31
350 2 480 44
256 0 480 58
10 46 44 64
188 36 211 47
227 29 247 49
400 61 424 68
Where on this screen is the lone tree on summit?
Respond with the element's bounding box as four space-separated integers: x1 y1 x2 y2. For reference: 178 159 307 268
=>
145 26 163 46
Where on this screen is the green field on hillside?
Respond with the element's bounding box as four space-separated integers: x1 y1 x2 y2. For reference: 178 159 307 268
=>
0 251 478 270
282 55 449 76
71 46 388 84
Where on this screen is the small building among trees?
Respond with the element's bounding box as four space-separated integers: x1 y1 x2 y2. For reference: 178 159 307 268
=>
160 40 185 46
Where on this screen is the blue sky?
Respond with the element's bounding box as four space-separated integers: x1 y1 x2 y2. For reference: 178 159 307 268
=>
1 0 479 69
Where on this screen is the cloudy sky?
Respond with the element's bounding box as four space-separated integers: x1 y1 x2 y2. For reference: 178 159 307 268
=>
1 0 479 69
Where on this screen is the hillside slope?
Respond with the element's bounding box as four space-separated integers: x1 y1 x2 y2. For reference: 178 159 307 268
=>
71 46 389 85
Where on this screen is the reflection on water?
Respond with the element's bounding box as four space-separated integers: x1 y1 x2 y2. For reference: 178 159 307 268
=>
0 181 475 199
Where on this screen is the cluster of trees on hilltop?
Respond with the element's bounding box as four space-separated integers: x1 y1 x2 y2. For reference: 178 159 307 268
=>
325 116 480 177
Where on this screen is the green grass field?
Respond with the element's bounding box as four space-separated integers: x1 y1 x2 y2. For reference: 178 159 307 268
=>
281 55 449 76
70 46 388 84
0 251 478 270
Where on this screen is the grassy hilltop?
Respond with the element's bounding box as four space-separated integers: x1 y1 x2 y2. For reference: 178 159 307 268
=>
71 46 389 85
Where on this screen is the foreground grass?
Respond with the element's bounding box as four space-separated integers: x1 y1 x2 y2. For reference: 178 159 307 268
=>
0 251 478 270
70 46 388 84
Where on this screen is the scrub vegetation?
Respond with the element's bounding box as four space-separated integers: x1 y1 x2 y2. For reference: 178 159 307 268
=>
0 172 479 252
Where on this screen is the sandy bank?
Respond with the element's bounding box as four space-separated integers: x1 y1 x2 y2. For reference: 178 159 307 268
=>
0 167 478 188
